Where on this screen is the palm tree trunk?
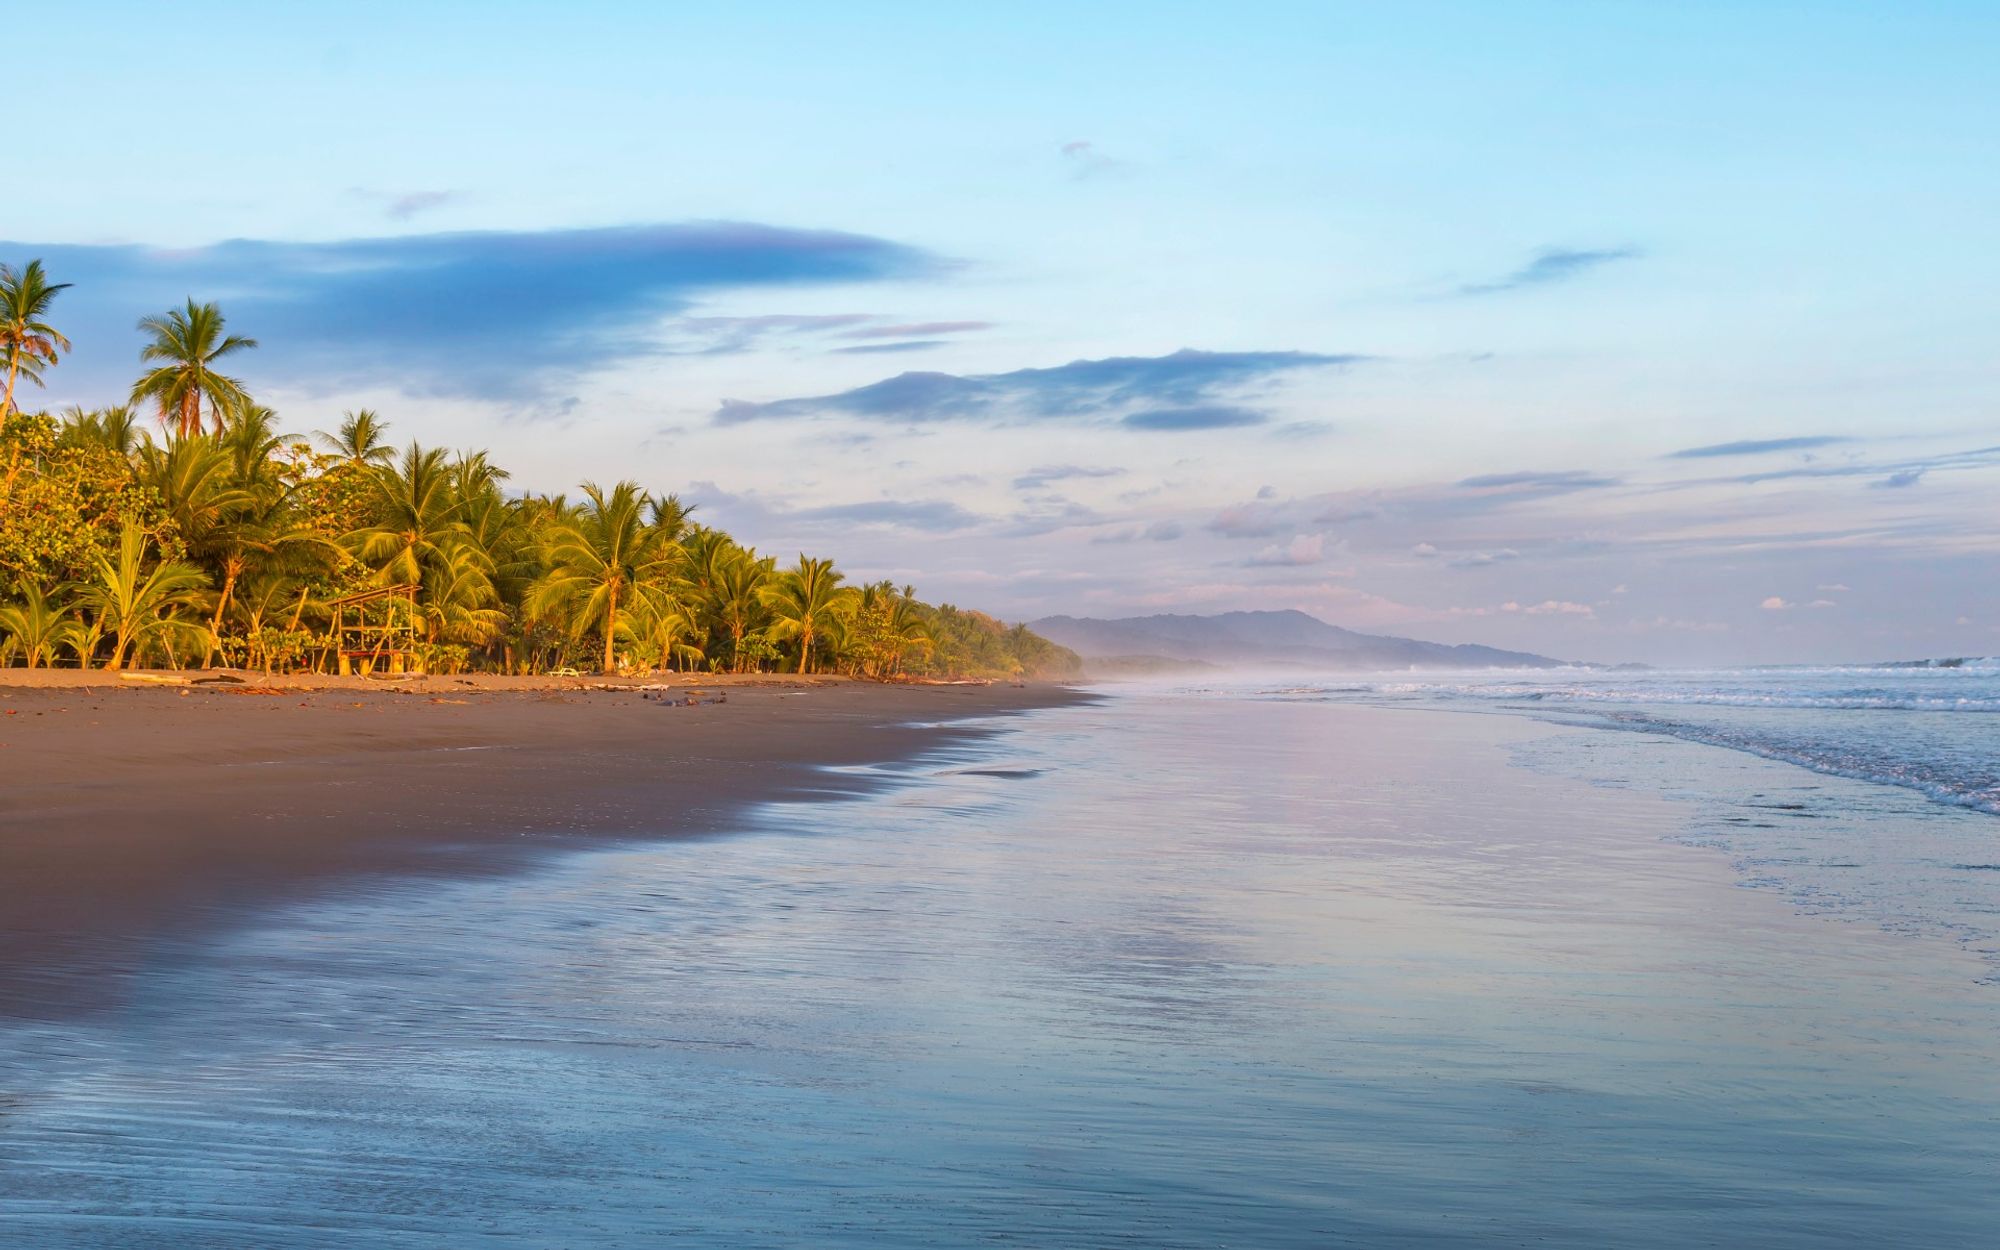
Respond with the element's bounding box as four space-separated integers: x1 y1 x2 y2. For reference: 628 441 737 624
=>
798 626 812 674
602 583 619 674
206 561 240 667
2 352 19 413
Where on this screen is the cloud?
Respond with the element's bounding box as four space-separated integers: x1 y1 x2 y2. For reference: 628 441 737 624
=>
1411 542 1440 558
1761 596 1793 611
1873 469 1925 489
1668 435 1851 459
1704 445 2000 487
833 341 946 355
1458 469 1620 492
666 312 878 355
1061 140 1125 179
688 481 983 536
1506 599 1595 617
1143 520 1184 542
715 348 1358 428
1122 404 1268 431
1247 533 1327 567
841 320 991 339
1447 548 1521 568
385 190 458 221
9 222 934 403
1012 464 1126 490
1817 583 1850 592
1458 246 1640 296
1207 501 1291 539
787 499 981 531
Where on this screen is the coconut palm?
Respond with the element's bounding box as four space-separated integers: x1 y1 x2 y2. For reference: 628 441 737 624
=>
762 555 856 674
0 260 72 413
58 404 146 457
138 435 254 560
418 539 508 650
707 544 776 672
202 486 333 666
348 443 470 588
219 405 295 486
130 300 259 437
527 480 679 673
76 523 210 669
0 578 75 668
628 593 705 672
315 410 395 467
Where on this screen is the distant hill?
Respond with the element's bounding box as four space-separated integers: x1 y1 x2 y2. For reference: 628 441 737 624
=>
1028 609 1573 671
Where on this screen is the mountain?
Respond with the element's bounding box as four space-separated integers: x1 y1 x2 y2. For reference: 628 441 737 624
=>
1028 609 1573 671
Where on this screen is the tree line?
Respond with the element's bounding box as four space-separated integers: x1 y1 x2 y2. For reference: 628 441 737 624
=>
0 260 1081 679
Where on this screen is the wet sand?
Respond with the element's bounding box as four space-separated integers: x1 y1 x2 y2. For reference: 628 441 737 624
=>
0 674 1088 1018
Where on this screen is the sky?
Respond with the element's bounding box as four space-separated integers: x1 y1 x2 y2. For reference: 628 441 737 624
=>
11 0 1999 664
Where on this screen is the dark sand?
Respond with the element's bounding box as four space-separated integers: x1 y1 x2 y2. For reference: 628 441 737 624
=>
0 674 1088 1019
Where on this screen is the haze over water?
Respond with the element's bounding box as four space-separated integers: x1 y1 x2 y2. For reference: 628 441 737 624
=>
4 686 1998 1246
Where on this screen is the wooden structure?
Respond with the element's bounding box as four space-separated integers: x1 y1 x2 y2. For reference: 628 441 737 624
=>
327 584 422 675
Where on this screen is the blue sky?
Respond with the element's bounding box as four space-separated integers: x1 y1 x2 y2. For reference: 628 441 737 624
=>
12 1 2000 662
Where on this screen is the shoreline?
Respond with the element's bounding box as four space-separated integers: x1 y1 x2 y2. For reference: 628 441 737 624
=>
0 677 1093 1020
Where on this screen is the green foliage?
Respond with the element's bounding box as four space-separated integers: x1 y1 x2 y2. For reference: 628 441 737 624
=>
0 262 1084 678
1 410 174 586
130 300 258 437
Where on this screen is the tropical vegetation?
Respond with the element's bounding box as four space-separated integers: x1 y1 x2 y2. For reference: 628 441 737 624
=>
0 260 1081 681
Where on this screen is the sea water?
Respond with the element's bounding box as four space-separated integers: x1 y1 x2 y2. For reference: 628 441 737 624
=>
2 682 1997 1246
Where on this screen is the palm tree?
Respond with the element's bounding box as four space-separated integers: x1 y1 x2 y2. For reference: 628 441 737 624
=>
219 405 295 486
58 404 145 457
707 543 775 672
130 300 258 437
527 480 679 673
76 523 210 669
0 260 72 413
315 410 395 466
628 593 705 672
0 578 75 668
762 555 856 674
418 539 508 651
348 443 469 587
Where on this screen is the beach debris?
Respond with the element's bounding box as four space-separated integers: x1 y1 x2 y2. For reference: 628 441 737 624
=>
118 672 191 686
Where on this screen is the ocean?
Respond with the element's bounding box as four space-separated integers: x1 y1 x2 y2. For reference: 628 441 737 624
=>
2 673 1997 1246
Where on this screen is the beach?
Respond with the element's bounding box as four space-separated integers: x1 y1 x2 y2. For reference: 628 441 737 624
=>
4 681 1997 1246
0 674 1086 1019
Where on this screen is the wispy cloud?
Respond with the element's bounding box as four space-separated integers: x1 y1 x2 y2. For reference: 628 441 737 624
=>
9 223 935 403
688 481 983 537
1668 435 1851 459
385 190 459 221
1447 548 1521 568
833 341 946 355
1013 464 1126 490
1246 533 1328 567
1715 445 2000 487
1060 140 1125 180
1458 246 1640 296
841 320 992 340
714 348 1359 429
1122 404 1268 431
786 499 982 531
1873 469 1925 489
1458 469 1620 492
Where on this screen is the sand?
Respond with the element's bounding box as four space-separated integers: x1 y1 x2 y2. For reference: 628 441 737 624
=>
0 673 1089 1018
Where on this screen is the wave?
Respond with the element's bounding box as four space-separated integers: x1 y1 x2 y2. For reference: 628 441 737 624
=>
1233 672 2000 818
1575 711 2000 818
1258 681 2000 714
